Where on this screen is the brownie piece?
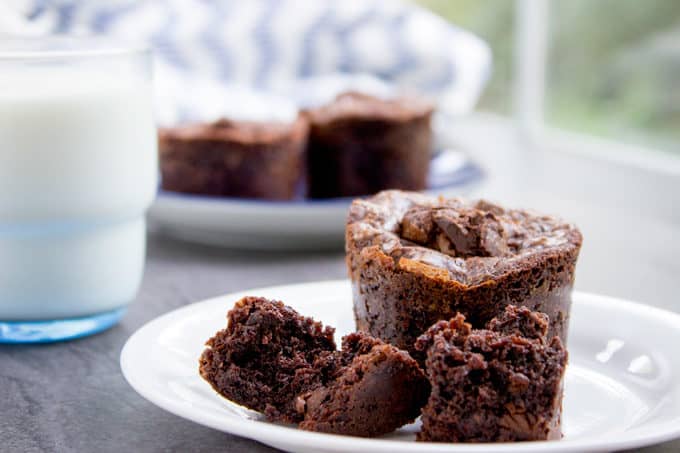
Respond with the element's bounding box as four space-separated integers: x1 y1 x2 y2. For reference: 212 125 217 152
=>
297 332 430 437
159 115 308 200
198 296 337 423
304 92 434 199
199 297 429 436
414 306 568 442
346 190 582 360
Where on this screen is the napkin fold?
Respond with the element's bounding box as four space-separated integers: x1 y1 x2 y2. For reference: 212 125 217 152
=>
3 0 491 120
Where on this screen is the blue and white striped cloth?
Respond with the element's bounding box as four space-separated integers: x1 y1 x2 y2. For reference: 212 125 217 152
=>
2 0 491 124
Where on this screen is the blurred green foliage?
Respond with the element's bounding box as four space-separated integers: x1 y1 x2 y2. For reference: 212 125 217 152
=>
414 0 680 153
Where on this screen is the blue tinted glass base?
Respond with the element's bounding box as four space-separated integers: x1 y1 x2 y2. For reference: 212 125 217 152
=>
0 307 126 344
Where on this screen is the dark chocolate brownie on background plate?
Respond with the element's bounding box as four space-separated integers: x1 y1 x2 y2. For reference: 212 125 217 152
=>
304 92 434 199
199 297 429 437
414 305 568 442
159 115 308 200
346 190 582 360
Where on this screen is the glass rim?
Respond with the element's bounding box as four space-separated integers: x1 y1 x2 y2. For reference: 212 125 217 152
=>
0 34 150 60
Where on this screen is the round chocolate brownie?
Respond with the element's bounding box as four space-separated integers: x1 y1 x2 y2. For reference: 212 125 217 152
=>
304 92 434 199
159 115 308 200
345 190 582 358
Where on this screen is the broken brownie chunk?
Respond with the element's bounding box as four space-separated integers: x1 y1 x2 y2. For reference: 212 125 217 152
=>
198 296 338 423
414 305 568 442
199 297 429 437
297 332 429 437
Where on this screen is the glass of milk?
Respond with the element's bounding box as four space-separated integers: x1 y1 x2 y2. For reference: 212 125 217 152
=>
0 37 157 342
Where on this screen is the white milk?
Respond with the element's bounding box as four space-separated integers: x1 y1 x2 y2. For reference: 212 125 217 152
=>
0 68 157 320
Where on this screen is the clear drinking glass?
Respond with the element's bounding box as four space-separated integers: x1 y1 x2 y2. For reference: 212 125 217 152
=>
0 37 157 342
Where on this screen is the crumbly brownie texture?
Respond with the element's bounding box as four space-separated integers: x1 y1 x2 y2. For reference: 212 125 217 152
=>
304 92 434 199
159 115 308 200
198 296 337 423
199 297 429 437
297 332 430 437
415 306 568 442
346 190 582 359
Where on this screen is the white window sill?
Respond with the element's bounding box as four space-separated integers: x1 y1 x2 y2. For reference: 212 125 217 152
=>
448 112 680 312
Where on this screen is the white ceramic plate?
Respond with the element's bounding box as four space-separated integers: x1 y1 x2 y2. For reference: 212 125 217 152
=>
147 149 483 251
121 280 680 453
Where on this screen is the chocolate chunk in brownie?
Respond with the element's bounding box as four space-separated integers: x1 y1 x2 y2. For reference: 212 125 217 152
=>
400 205 435 245
200 297 429 437
414 305 568 442
401 203 509 258
297 332 429 437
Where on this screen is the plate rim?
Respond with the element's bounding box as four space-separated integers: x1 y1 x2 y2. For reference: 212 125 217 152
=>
120 280 680 453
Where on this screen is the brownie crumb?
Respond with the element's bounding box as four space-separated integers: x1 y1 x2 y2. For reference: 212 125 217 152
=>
486 304 549 340
414 306 568 442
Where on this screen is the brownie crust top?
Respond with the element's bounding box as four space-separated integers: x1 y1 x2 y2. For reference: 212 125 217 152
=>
305 92 434 125
346 190 582 286
159 115 308 146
